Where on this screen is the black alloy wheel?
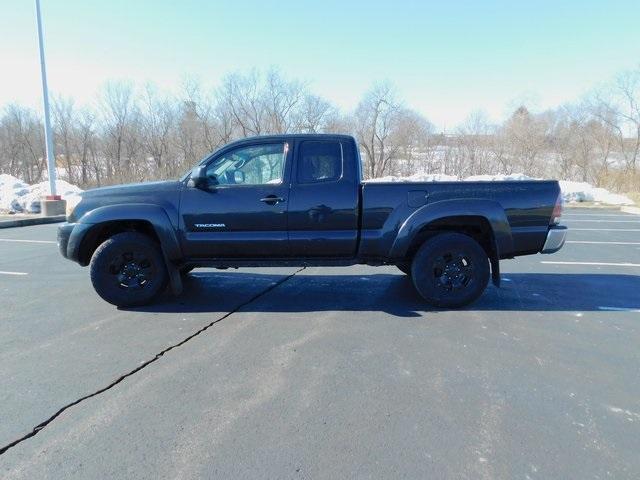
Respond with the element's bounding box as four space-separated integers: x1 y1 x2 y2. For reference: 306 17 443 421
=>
411 232 490 308
90 232 168 307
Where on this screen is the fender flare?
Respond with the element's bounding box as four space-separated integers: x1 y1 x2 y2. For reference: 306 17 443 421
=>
388 198 514 261
77 203 182 262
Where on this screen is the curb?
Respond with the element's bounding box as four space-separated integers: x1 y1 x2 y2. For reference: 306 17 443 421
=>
0 215 66 229
565 203 625 209
621 206 640 215
565 203 639 212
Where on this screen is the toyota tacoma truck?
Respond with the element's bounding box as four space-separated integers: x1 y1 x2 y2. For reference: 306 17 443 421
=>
58 134 567 308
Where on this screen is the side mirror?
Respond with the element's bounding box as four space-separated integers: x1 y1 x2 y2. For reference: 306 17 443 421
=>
187 166 217 190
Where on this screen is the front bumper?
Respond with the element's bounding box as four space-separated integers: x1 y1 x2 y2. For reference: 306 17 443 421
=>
57 222 92 263
57 223 74 259
541 225 567 254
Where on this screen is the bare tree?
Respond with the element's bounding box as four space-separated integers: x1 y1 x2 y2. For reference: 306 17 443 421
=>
99 81 137 181
501 106 550 177
140 84 176 177
548 107 576 179
52 96 77 184
590 68 640 175
220 70 265 137
75 108 96 186
354 82 404 178
452 110 494 176
392 109 434 176
1 66 637 196
262 69 305 133
0 105 46 183
295 94 337 133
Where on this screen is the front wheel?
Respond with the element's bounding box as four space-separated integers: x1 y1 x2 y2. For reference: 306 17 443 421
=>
89 232 168 307
411 232 489 308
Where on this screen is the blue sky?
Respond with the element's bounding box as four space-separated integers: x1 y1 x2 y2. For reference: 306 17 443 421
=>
1 0 639 129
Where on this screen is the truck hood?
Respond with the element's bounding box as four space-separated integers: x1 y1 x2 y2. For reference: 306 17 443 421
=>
68 180 182 223
82 180 181 199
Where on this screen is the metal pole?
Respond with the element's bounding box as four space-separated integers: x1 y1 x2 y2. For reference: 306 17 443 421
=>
35 0 57 196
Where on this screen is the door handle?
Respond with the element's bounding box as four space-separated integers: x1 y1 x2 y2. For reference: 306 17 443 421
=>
260 195 285 205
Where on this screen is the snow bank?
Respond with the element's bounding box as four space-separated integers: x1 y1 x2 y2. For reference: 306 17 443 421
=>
365 173 531 183
366 172 635 205
0 174 83 213
559 180 634 205
364 173 459 183
0 174 30 212
464 173 535 182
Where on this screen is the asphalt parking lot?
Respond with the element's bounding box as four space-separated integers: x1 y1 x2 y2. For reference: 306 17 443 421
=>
1 207 639 479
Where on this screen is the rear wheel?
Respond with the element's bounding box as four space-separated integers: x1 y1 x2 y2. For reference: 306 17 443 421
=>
411 232 489 308
89 232 167 307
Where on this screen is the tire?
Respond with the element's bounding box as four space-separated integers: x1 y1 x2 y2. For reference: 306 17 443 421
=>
396 262 412 275
89 232 168 307
411 232 489 308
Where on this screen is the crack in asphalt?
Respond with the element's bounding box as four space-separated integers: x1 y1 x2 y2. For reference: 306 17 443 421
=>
0 267 306 456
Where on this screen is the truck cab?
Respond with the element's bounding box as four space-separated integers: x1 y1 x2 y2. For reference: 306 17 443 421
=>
180 135 361 259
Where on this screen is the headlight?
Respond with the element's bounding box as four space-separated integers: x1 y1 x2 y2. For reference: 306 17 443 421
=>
65 194 82 218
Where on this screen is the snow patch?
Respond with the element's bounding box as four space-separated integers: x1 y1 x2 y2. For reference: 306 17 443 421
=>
608 405 640 421
364 173 458 183
0 174 30 212
464 173 536 182
0 174 82 213
559 180 633 205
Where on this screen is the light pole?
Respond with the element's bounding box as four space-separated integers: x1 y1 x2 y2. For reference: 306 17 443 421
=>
35 0 57 197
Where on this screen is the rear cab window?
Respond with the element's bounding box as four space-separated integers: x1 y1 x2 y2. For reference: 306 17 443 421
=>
297 140 343 184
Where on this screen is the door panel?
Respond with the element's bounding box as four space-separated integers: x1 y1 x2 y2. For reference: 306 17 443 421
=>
288 139 359 257
179 141 291 258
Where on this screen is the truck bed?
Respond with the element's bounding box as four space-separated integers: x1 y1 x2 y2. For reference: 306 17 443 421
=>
359 180 561 259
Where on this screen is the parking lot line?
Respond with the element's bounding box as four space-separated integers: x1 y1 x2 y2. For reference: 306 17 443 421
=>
0 239 57 244
566 241 640 245
541 261 640 267
570 228 640 231
598 306 640 312
0 271 29 276
566 219 640 223
564 213 639 217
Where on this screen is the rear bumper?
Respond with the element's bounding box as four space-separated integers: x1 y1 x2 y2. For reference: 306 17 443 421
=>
541 225 567 254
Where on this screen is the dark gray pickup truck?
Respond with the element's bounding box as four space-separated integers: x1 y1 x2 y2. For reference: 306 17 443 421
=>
58 134 567 308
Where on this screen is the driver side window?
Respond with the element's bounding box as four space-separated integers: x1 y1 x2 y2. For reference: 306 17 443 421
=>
206 143 287 185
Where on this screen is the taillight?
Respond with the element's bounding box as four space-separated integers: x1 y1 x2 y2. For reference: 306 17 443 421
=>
551 192 563 225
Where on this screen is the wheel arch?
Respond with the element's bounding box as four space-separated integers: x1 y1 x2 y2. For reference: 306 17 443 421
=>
75 204 181 267
389 199 513 286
